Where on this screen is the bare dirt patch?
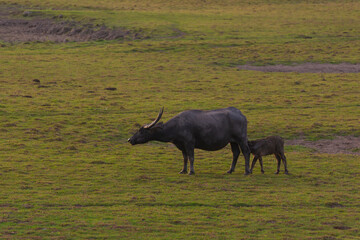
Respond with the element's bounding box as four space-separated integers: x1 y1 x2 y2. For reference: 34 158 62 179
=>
0 6 143 43
286 136 360 155
238 63 360 73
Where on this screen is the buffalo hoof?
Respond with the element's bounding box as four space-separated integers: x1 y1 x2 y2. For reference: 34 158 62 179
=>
275 171 279 174
244 172 251 175
179 170 188 174
261 170 265 174
188 171 195 175
285 171 290 175
227 170 233 174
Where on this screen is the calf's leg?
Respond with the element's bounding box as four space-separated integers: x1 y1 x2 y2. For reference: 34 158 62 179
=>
275 154 281 174
259 156 264 173
250 155 258 173
281 152 289 174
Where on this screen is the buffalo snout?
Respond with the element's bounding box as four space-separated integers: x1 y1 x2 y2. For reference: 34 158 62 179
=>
128 137 135 145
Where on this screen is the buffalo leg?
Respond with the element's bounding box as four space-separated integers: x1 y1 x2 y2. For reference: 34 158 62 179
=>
259 156 264 173
250 155 258 173
179 150 188 174
238 139 251 175
185 144 195 175
228 142 240 174
275 154 281 174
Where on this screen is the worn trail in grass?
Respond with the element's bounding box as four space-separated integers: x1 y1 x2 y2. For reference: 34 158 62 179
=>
0 0 360 239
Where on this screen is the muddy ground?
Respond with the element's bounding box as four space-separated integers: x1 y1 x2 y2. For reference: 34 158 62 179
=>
237 63 360 73
286 136 360 155
0 5 143 42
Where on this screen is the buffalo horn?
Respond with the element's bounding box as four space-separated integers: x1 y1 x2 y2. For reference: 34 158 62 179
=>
144 107 164 129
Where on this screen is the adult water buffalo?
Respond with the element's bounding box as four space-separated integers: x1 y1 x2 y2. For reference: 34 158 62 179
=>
128 107 251 175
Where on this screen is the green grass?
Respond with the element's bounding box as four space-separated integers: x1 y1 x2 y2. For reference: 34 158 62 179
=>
0 0 360 239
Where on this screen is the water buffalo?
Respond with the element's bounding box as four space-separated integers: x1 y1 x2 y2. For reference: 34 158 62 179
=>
128 107 251 175
248 136 289 174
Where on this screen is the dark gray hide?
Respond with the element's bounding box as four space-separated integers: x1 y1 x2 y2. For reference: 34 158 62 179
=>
128 107 251 175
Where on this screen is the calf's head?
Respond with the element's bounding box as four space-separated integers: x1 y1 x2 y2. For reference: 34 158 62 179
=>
128 107 164 145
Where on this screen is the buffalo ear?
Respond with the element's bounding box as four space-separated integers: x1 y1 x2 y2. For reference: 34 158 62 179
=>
152 122 164 129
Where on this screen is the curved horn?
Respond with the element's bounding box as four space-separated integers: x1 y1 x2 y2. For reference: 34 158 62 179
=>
144 107 164 129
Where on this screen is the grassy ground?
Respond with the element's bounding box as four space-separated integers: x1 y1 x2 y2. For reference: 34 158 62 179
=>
0 0 359 239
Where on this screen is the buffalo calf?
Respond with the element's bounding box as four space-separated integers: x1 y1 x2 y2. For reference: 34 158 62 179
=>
248 136 289 174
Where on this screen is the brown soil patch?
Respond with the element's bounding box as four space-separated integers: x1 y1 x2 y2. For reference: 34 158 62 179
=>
238 63 360 73
0 6 142 43
286 136 360 155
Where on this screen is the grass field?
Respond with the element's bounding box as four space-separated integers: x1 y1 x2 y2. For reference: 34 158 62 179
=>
0 0 360 239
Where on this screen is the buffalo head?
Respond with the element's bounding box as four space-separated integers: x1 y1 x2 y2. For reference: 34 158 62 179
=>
128 107 164 145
